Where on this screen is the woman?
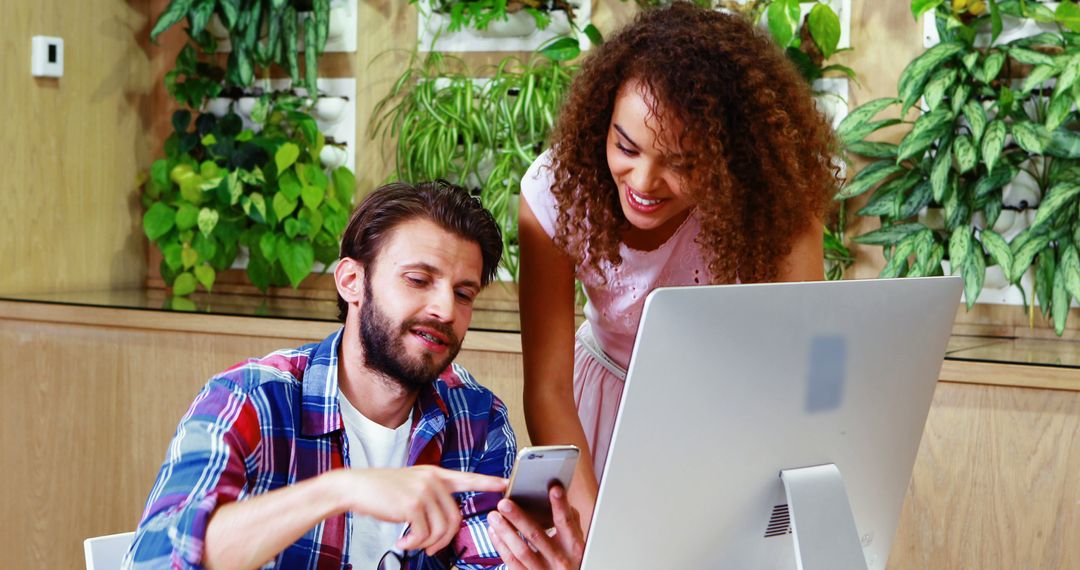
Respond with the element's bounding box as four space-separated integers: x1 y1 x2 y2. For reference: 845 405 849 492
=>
517 2 839 530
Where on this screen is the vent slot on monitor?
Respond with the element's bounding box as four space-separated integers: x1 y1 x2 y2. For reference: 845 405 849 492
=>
764 504 792 538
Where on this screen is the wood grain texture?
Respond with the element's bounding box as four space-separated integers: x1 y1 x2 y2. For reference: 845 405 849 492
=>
0 307 528 570
889 381 1080 570
0 0 156 294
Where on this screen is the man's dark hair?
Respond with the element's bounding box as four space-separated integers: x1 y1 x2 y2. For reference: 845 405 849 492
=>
337 180 503 322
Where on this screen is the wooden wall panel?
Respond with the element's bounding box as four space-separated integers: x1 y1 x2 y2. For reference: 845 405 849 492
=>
889 382 1080 570
0 0 154 294
0 314 527 570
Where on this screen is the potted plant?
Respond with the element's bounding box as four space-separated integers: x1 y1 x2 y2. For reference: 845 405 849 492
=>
151 0 332 94
370 37 584 279
414 0 584 37
142 97 355 297
838 0 1080 334
144 0 356 299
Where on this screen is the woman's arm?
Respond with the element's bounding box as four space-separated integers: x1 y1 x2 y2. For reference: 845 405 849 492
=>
517 195 599 531
776 219 826 282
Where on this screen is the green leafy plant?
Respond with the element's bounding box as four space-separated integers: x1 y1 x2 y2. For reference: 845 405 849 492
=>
370 40 581 279
413 0 581 32
143 97 355 295
839 0 1080 334
150 0 333 98
625 0 855 84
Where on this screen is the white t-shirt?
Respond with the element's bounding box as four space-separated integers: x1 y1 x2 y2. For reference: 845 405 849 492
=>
338 391 413 569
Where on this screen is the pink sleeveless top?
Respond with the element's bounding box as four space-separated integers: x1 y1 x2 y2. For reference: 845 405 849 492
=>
520 150 711 370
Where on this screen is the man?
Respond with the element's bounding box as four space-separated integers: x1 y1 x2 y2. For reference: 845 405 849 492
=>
126 181 583 569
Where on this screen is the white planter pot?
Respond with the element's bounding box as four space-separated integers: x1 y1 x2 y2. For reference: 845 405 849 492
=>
924 2 1062 47
471 11 541 38
312 96 348 126
1002 158 1043 210
319 145 348 170
204 97 234 118
327 6 349 40
236 96 258 119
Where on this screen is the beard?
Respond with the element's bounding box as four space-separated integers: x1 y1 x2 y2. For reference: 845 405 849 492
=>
359 275 462 391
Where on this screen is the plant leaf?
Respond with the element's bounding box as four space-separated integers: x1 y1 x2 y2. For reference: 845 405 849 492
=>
981 119 1007 172
808 4 841 59
143 202 177 241
931 143 953 203
1021 63 1059 93
583 23 603 46
1012 121 1048 154
982 51 1006 83
538 37 581 62
150 0 194 41
953 135 978 173
897 108 954 163
194 264 216 292
949 225 973 275
279 171 302 201
845 141 899 158
767 0 801 48
1047 128 1080 158
836 160 907 200
1046 92 1074 132
197 207 218 236
275 143 301 174
1058 1 1080 32
1032 182 1080 229
962 99 988 143
1010 230 1051 282
962 243 986 309
1009 47 1056 67
172 271 197 296
278 239 314 288
898 42 965 113
301 185 325 209
175 202 199 231
974 164 1018 198
912 0 946 20
1062 245 1080 303
853 222 926 246
924 67 959 110
980 228 1014 273
273 192 298 221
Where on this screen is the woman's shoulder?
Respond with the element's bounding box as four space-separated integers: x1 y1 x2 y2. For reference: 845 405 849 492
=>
520 149 559 238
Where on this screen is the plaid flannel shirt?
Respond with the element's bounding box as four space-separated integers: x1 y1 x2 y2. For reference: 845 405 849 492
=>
124 327 516 569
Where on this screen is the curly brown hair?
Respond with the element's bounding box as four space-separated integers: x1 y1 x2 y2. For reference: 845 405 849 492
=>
547 2 838 284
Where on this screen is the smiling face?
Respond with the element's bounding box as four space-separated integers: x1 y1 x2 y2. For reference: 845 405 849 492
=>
606 79 694 239
356 217 482 390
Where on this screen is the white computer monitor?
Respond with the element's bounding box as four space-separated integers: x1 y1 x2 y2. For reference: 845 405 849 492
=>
580 277 962 570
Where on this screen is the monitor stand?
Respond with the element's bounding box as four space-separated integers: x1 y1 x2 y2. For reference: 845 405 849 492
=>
780 464 869 570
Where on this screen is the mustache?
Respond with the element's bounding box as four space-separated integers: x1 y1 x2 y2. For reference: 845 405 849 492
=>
401 318 458 346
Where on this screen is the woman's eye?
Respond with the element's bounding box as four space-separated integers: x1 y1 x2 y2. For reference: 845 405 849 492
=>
615 142 638 156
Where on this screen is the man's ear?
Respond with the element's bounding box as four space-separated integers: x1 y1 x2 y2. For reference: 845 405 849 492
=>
335 257 365 305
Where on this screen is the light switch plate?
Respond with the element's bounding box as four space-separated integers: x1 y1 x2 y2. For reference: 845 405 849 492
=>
32 36 64 78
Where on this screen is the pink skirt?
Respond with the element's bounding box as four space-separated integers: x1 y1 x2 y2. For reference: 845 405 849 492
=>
572 322 627 481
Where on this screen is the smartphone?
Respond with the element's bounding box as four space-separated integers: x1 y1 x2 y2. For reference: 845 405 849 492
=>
504 445 580 529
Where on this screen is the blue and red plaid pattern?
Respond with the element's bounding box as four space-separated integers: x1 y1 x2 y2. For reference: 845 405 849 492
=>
124 327 516 569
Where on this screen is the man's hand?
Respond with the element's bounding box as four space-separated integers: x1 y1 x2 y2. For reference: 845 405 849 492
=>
487 484 585 570
337 466 508 556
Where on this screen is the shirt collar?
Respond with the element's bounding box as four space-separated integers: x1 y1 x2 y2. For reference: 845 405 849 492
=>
301 327 451 437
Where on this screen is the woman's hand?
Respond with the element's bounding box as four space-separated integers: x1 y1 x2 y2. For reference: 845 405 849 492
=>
487 485 585 570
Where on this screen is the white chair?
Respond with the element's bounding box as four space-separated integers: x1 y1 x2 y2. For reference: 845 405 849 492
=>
84 531 134 570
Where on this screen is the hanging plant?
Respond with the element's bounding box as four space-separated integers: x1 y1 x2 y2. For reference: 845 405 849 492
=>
150 0 332 99
142 97 355 296
839 0 1080 334
370 39 584 279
